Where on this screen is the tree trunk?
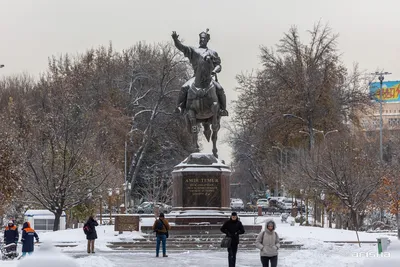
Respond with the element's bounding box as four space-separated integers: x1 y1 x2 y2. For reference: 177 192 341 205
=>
328 210 332 228
350 209 361 247
305 197 310 225
53 209 63 231
313 199 317 226
335 214 341 229
343 214 349 230
300 198 303 225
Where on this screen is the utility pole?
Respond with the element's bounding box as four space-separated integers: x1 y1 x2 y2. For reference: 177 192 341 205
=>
371 71 392 162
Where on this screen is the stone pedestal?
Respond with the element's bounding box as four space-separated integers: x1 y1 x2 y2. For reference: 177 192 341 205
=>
172 153 231 216
114 215 140 232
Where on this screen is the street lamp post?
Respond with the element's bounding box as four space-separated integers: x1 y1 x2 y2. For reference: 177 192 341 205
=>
284 114 314 150
370 71 392 162
316 129 339 141
298 129 337 226
115 188 120 214
123 182 131 214
299 129 338 146
312 129 339 151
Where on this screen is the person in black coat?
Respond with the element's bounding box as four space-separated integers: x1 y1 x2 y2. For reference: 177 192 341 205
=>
220 212 245 267
21 222 39 257
85 216 98 253
4 220 19 245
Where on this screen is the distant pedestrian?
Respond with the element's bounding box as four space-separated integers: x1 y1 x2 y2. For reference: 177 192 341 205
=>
21 222 39 257
255 219 280 267
4 219 19 245
152 212 170 257
220 212 245 267
84 216 99 253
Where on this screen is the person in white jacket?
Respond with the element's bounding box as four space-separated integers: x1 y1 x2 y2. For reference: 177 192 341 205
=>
255 219 280 267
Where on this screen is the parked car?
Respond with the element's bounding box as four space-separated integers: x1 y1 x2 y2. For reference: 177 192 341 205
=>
136 202 172 214
267 197 280 208
277 198 294 211
230 198 244 211
256 198 269 211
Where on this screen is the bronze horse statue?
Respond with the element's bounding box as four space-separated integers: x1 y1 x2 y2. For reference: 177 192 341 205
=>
184 55 221 158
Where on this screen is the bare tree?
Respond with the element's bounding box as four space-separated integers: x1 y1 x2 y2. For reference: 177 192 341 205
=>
230 22 370 208
297 134 382 236
0 75 35 224
17 72 117 230
117 43 191 199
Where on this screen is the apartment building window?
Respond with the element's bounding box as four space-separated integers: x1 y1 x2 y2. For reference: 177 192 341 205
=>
372 119 379 127
388 118 400 127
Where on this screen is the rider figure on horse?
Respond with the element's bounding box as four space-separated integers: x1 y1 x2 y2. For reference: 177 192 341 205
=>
172 29 229 117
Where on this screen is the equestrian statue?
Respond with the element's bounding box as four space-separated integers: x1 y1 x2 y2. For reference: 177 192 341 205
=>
172 29 228 158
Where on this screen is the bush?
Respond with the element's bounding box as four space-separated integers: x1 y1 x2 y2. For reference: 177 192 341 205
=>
295 216 306 224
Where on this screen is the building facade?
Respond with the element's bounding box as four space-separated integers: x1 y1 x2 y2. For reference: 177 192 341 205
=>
360 102 400 131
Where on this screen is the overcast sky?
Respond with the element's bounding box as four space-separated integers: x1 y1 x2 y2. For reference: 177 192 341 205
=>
1 0 400 163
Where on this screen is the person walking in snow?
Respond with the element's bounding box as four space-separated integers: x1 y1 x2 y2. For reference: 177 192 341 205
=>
255 219 280 267
220 212 245 267
152 212 170 257
21 222 39 257
84 216 99 253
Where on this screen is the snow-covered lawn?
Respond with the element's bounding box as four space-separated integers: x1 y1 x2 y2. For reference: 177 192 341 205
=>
1 216 398 266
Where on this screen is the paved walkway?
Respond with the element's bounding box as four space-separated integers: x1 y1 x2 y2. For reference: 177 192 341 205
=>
70 250 294 267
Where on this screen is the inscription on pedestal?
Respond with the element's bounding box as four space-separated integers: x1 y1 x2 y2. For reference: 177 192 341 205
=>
182 174 221 207
114 215 139 232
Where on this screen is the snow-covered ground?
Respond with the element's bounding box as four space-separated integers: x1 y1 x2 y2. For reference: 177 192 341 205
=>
1 216 398 267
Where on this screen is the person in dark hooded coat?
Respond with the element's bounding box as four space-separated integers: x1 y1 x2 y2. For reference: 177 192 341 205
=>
220 212 245 267
4 220 19 245
21 222 39 257
85 216 98 253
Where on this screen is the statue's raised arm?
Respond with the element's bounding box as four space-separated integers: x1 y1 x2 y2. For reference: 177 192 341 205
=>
172 31 192 58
